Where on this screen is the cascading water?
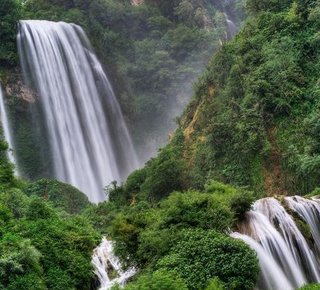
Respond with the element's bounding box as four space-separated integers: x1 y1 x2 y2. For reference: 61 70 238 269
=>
223 12 237 39
92 237 136 289
232 196 320 290
286 196 320 255
0 85 19 173
17 20 139 202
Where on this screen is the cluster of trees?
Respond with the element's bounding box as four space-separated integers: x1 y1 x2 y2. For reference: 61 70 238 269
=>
85 179 259 290
157 0 320 196
0 135 100 289
0 0 20 69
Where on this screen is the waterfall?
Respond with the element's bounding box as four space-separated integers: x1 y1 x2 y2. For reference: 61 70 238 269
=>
285 196 320 255
0 85 18 174
231 232 293 290
17 20 139 203
223 13 237 39
232 196 320 290
92 237 136 289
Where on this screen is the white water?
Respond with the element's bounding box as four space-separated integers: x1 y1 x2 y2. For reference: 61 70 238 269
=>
17 20 139 202
92 237 136 289
224 13 237 39
0 85 19 174
286 196 320 255
231 232 293 290
233 196 320 290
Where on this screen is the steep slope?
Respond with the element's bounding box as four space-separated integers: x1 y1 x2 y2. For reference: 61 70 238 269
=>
178 0 320 196
125 0 320 199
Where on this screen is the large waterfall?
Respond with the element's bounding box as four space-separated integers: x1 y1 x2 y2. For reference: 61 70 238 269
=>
0 85 18 173
17 20 138 202
232 196 320 290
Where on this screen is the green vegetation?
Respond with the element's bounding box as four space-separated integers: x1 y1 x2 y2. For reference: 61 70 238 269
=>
0 0 20 68
157 229 258 290
129 0 320 197
85 180 259 289
119 269 188 290
299 284 320 290
0 133 100 289
0 127 260 290
24 179 90 214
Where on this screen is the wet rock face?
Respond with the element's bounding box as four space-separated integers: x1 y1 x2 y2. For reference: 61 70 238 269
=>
130 0 144 6
6 81 36 103
0 70 53 180
3 71 37 103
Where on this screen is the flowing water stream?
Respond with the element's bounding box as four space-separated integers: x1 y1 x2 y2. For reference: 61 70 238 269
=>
224 12 237 39
17 20 138 202
92 237 136 289
0 85 19 173
232 196 320 290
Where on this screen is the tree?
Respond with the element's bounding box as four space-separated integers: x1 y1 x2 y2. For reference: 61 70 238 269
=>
0 0 20 66
157 229 259 290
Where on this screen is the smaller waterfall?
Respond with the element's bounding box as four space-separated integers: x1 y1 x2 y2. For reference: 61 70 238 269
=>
92 237 136 289
224 13 237 39
231 232 293 290
232 196 320 290
286 196 320 255
0 85 18 174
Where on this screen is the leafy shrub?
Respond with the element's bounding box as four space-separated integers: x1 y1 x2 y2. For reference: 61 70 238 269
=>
205 181 257 221
157 229 259 290
158 190 234 232
0 234 43 289
0 188 29 218
246 0 292 14
205 278 225 290
140 146 186 200
26 196 56 220
124 269 188 290
6 273 45 290
13 212 99 289
124 168 147 197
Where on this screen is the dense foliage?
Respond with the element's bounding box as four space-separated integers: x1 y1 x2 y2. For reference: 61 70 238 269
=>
24 179 90 214
0 134 100 289
84 180 259 289
156 229 258 290
0 0 20 68
120 0 320 197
